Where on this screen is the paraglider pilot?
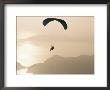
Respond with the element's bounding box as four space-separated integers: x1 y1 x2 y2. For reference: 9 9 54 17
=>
50 45 54 51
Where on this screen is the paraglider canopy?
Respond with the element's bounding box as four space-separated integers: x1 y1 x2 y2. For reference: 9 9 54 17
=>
43 18 67 30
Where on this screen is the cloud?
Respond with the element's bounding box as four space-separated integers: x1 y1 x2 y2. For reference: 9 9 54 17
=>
18 34 92 43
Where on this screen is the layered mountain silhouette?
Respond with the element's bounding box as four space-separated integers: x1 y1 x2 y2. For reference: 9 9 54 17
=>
27 55 94 74
17 62 25 70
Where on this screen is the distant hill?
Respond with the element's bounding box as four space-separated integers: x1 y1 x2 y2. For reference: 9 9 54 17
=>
17 62 25 70
27 55 94 74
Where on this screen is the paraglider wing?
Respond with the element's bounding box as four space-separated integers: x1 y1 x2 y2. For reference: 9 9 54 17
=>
43 18 67 30
57 19 67 30
43 18 55 26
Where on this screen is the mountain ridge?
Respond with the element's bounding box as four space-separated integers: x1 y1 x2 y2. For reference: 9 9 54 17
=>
27 55 94 74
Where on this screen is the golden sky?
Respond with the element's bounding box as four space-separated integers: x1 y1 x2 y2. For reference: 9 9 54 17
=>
17 16 94 67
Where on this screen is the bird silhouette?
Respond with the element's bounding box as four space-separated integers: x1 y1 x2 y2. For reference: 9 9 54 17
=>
50 45 54 51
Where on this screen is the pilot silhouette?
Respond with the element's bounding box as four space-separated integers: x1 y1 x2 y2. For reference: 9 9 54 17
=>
50 45 54 51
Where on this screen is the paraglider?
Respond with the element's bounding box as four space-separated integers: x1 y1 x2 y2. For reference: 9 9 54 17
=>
42 18 68 51
43 18 67 30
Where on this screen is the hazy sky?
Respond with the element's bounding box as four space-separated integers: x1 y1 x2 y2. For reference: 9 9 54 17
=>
17 16 94 67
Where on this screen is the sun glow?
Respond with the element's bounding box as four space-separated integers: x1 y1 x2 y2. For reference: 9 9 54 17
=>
17 42 42 67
